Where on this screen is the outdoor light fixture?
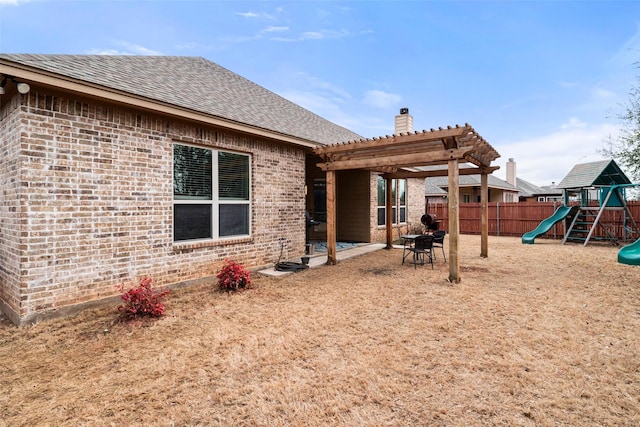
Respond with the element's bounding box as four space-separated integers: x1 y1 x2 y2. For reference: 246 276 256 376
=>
0 75 31 95
16 82 30 94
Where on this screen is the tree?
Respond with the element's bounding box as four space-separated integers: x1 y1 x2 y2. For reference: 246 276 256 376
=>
601 72 640 182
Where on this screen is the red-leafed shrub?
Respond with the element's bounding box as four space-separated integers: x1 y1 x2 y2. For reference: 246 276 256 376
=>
117 277 170 319
216 259 252 291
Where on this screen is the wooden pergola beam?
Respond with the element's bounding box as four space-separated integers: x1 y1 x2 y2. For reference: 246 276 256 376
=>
314 126 472 156
384 165 500 179
329 143 446 160
318 148 472 171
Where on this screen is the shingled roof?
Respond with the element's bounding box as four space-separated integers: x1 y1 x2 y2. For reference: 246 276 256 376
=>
423 164 514 195
0 54 363 145
557 160 631 189
516 178 562 198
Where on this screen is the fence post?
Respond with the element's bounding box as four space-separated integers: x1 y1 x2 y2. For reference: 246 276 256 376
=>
553 200 557 239
496 202 500 236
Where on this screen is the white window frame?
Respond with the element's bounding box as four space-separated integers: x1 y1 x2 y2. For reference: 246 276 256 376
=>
173 143 251 242
377 177 407 226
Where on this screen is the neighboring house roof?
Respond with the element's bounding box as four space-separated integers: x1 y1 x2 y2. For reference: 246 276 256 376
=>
423 164 518 195
425 183 448 196
516 177 562 198
0 54 363 145
557 159 631 189
539 185 562 194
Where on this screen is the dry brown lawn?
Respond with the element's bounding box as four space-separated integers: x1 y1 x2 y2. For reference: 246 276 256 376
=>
1 235 639 426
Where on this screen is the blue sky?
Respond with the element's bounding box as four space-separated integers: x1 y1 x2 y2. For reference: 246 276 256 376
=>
2 0 640 185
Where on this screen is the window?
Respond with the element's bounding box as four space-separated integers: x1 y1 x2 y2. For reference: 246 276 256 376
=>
377 177 407 226
504 193 517 202
173 144 251 242
313 179 327 222
462 194 471 203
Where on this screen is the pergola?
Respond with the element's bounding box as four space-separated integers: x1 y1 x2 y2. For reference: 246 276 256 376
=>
313 123 500 283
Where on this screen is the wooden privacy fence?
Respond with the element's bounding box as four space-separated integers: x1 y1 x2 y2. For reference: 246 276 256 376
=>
427 201 640 240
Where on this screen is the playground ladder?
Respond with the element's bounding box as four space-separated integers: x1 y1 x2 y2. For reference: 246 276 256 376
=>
563 208 596 244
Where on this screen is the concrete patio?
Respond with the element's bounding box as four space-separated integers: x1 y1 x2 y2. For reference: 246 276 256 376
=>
258 243 388 277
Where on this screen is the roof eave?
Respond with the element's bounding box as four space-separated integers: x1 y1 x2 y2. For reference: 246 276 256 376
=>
0 60 321 150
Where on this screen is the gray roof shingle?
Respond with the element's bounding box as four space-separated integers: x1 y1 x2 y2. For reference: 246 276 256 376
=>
557 160 630 189
423 164 518 195
516 178 562 197
0 54 363 145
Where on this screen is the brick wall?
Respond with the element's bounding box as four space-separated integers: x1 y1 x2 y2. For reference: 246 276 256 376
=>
407 177 426 225
0 90 306 324
0 94 24 324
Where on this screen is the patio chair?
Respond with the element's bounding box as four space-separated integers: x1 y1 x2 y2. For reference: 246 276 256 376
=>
432 230 446 262
408 234 434 269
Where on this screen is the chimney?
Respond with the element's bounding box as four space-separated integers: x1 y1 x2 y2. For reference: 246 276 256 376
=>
394 108 413 134
506 158 517 187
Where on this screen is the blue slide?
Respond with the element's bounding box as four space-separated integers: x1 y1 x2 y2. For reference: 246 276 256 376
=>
522 205 573 244
618 238 640 266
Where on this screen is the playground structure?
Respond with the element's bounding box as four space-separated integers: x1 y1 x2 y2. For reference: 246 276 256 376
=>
521 160 640 265
561 183 639 246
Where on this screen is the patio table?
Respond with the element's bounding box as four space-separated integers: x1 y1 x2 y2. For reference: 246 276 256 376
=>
401 234 421 265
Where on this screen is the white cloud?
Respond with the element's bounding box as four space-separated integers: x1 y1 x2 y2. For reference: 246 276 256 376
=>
363 90 402 109
592 87 617 101
300 29 350 40
124 43 162 56
279 88 389 138
301 31 324 40
268 36 298 43
237 11 275 20
0 0 30 5
560 117 586 129
290 71 352 100
263 26 289 33
86 49 129 55
88 41 162 56
495 121 619 185
281 90 343 116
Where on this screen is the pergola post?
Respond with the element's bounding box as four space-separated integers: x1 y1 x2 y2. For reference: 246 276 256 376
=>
385 176 394 249
448 159 461 283
326 170 337 265
481 172 489 258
